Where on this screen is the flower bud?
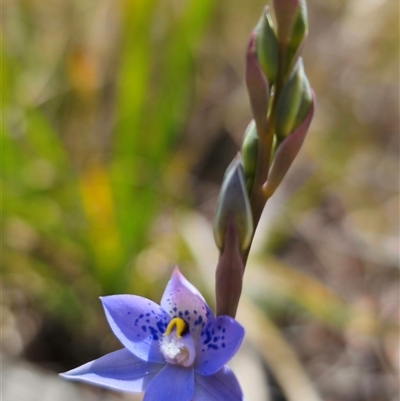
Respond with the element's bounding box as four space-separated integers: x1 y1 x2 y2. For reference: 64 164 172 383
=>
264 90 315 197
246 34 269 135
241 120 259 193
275 58 312 141
273 0 307 44
273 0 308 73
214 156 253 252
254 6 279 86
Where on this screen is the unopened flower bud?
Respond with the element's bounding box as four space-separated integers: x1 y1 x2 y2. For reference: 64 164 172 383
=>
273 0 308 73
214 157 253 252
241 120 259 193
264 91 315 197
273 0 307 44
246 34 269 135
254 6 279 86
275 58 312 141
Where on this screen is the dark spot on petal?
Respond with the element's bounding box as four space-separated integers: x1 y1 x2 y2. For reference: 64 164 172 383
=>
157 320 167 333
149 326 159 340
203 329 212 345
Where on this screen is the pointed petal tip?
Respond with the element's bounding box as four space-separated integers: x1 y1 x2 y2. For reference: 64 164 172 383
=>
99 295 113 302
59 369 79 379
99 295 111 307
59 349 163 392
172 265 182 277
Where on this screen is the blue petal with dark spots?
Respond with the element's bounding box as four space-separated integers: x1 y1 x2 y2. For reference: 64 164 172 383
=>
160 267 212 336
194 316 244 376
101 295 170 363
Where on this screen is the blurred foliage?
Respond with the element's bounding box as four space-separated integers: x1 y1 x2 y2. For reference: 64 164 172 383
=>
3 0 214 324
2 0 399 400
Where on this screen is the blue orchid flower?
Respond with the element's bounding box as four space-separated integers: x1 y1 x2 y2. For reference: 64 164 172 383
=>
61 267 245 400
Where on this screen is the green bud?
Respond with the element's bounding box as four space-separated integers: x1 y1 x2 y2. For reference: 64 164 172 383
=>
255 7 279 86
275 58 312 140
273 0 307 44
241 120 259 193
285 1 308 74
272 0 308 74
214 157 253 252
264 92 314 197
246 34 270 135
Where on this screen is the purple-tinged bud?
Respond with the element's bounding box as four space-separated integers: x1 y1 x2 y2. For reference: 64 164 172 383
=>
215 216 244 318
241 120 259 193
275 58 312 141
246 33 269 135
254 6 279 86
263 90 315 197
273 0 307 44
273 0 308 73
214 156 253 252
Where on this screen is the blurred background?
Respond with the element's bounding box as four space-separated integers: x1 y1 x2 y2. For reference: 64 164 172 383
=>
2 0 399 400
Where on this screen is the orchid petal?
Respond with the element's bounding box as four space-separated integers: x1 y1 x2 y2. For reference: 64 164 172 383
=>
60 348 162 392
193 366 244 401
143 364 194 401
101 295 170 363
195 316 245 376
161 267 211 336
